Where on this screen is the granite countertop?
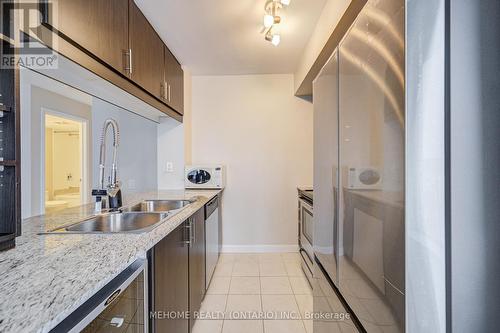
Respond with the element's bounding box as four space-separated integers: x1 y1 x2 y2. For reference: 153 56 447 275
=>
297 186 313 192
0 189 221 333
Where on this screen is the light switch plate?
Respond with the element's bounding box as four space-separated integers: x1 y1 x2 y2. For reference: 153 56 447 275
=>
165 162 174 173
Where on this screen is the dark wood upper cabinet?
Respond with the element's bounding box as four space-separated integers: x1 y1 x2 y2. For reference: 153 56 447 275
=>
129 0 164 100
40 0 184 118
163 47 184 114
48 0 129 75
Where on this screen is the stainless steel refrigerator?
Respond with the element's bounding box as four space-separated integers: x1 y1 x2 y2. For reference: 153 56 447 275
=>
313 0 405 331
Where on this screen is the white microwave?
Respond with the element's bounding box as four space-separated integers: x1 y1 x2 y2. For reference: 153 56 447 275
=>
347 167 382 190
185 165 226 189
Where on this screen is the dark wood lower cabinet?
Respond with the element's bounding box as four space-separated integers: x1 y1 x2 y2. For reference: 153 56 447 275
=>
189 208 206 331
151 221 189 333
150 207 206 333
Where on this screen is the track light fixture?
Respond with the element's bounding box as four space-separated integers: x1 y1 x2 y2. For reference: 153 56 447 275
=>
262 0 290 46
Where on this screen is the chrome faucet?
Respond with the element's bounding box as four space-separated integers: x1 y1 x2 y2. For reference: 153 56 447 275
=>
92 118 122 212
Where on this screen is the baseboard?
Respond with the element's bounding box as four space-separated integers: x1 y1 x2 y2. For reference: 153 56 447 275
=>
221 244 299 253
314 245 334 253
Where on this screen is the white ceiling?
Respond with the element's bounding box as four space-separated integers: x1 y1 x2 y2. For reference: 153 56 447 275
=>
135 0 328 75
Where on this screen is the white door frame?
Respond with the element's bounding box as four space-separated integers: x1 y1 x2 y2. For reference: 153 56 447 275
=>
41 107 91 212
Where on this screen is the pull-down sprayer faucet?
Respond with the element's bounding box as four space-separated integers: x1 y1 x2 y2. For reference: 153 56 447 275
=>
92 118 122 212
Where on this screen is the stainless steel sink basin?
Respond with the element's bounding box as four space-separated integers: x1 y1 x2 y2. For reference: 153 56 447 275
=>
48 212 167 233
125 199 193 213
42 199 195 234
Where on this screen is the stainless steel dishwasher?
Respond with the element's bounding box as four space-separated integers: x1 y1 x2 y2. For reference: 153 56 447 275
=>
205 196 219 290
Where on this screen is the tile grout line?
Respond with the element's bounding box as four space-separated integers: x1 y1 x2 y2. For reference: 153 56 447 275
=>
215 253 307 333
259 263 265 333
286 255 309 333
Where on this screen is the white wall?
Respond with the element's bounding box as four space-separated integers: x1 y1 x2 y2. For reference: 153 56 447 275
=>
294 0 350 93
21 69 158 218
91 98 158 194
157 69 192 189
157 118 185 189
21 81 93 218
191 74 313 251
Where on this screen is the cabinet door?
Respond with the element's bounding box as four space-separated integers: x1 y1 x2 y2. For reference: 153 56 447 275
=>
129 0 165 99
189 208 206 330
153 222 189 333
50 0 129 74
164 47 184 114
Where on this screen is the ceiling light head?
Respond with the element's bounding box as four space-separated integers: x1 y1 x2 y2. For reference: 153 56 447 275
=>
271 34 281 46
265 31 281 46
280 0 291 5
264 14 274 28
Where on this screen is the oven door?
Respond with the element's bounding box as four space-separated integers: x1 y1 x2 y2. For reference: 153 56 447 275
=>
299 199 314 264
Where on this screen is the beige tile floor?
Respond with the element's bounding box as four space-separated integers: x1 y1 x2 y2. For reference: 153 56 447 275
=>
192 253 356 333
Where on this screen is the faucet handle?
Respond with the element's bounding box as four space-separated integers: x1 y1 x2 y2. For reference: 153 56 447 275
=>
107 181 122 198
92 189 108 197
92 189 108 213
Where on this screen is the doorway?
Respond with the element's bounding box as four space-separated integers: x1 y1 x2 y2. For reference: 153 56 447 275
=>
44 113 87 213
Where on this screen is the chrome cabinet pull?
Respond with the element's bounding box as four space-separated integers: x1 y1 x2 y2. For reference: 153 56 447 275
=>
128 48 133 74
191 217 195 245
0 103 11 112
168 84 171 102
184 220 192 247
123 49 132 75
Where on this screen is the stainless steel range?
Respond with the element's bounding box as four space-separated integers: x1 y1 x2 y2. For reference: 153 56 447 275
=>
297 188 313 285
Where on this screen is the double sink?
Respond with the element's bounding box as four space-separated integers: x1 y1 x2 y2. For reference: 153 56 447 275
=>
47 199 195 234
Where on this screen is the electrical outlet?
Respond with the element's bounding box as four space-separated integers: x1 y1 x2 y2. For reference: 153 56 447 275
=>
128 179 136 190
165 162 174 173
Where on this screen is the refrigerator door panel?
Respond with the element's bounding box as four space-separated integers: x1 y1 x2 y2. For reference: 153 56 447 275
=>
313 50 340 286
338 0 405 332
312 257 359 333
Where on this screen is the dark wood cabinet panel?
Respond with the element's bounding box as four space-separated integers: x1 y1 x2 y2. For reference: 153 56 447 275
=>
152 221 189 333
49 0 129 75
0 38 21 251
129 0 164 100
164 47 184 114
40 0 184 119
189 208 206 331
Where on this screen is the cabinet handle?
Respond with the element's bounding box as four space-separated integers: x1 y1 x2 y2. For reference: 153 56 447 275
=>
190 217 195 245
128 49 133 74
123 49 132 75
168 84 171 102
0 103 11 112
184 220 192 247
